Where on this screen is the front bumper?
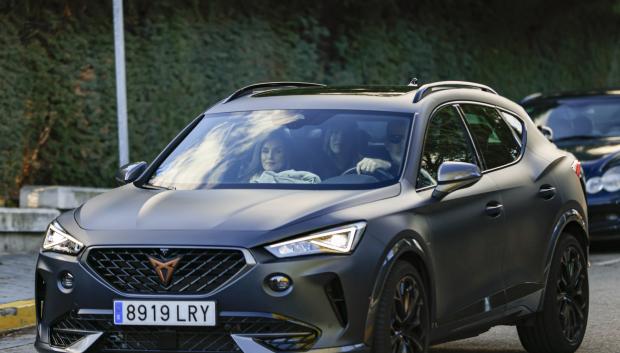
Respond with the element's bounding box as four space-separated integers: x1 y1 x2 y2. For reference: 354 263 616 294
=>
35 339 370 353
34 247 375 353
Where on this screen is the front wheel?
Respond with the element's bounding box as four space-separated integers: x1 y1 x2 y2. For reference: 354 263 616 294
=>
373 261 430 353
517 233 589 353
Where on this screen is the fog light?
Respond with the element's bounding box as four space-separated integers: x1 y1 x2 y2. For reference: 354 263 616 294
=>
266 274 292 292
60 272 74 289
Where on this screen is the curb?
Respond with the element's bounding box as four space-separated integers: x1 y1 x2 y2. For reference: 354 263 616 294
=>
0 300 36 333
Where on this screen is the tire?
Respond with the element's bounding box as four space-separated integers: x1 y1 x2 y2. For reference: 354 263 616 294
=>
373 261 430 353
517 233 589 353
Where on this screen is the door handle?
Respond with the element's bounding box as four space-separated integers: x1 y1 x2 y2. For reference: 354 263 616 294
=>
485 202 503 218
539 185 556 200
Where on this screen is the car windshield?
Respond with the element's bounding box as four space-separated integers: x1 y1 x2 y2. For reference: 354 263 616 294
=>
147 109 412 190
526 96 620 141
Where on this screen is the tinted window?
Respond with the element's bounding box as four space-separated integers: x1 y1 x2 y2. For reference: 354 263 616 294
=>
461 104 521 170
417 106 478 188
148 109 412 190
501 111 524 142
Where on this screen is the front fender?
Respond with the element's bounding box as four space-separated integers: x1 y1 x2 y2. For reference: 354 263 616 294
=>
363 234 433 346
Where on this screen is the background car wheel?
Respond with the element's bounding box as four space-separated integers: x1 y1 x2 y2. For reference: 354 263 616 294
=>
373 261 430 353
517 233 589 353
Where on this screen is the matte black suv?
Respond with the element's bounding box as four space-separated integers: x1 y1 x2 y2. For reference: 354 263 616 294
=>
36 81 589 353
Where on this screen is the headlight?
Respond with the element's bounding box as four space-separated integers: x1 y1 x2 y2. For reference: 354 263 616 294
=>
586 176 603 194
265 222 366 258
587 166 620 194
42 221 84 255
602 166 620 192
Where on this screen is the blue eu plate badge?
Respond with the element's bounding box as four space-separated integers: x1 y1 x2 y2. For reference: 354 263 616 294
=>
114 301 123 324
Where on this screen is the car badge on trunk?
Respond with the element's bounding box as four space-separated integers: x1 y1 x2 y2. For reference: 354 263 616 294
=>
148 255 183 286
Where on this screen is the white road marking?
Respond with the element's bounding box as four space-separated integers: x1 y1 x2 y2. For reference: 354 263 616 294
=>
592 258 620 266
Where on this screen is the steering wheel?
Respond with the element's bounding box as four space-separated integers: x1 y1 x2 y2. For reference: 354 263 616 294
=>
341 166 393 180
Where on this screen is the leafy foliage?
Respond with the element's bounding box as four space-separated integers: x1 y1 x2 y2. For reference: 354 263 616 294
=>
1 0 619 204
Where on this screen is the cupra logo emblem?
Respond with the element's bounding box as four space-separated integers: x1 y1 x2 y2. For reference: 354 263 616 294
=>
147 255 183 286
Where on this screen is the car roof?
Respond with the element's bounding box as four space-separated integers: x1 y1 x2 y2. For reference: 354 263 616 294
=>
205 85 421 114
204 81 513 115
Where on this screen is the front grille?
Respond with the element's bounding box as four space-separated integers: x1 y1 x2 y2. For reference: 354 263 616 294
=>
85 248 248 294
50 330 84 348
106 326 240 352
50 313 319 352
262 334 319 351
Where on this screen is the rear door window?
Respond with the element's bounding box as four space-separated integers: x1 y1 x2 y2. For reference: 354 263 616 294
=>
460 104 522 170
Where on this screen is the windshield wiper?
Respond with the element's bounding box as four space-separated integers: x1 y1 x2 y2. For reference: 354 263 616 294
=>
553 134 607 142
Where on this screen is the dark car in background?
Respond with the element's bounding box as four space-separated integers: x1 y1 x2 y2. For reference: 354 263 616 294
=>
522 90 620 240
36 81 588 353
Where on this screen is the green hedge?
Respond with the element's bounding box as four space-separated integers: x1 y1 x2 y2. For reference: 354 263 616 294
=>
1 0 619 204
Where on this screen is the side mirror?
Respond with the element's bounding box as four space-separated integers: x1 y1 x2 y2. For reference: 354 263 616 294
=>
432 162 482 199
115 161 147 184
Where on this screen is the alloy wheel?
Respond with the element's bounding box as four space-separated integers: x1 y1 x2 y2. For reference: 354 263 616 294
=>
390 275 427 353
556 245 587 344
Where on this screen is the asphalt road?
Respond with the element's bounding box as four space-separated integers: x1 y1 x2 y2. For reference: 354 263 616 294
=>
432 243 620 353
2 245 619 353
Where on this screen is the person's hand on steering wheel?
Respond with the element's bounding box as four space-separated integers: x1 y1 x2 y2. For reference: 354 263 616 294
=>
356 157 391 174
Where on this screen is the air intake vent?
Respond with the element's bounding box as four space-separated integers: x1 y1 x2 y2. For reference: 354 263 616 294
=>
50 312 319 352
325 277 348 327
35 272 46 321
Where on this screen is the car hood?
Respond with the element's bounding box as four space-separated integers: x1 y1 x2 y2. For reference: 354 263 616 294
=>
555 136 620 162
75 184 399 233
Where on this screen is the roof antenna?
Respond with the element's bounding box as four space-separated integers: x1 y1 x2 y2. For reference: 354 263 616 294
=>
408 77 419 87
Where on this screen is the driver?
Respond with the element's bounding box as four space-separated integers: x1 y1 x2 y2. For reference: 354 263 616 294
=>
355 119 407 176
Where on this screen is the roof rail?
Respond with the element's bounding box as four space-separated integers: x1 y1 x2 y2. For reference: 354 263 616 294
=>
224 82 325 103
412 81 498 103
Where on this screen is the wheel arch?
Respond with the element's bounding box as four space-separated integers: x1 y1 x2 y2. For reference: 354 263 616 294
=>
563 221 589 259
363 232 435 346
546 208 589 267
539 208 588 311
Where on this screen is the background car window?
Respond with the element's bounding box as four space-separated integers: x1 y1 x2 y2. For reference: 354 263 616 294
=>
416 106 478 188
526 96 620 140
460 104 522 170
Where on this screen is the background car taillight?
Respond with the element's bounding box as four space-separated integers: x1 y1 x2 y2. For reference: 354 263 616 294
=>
571 160 582 179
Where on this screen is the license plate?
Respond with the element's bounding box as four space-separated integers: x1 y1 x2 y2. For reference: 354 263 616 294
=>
113 300 216 326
